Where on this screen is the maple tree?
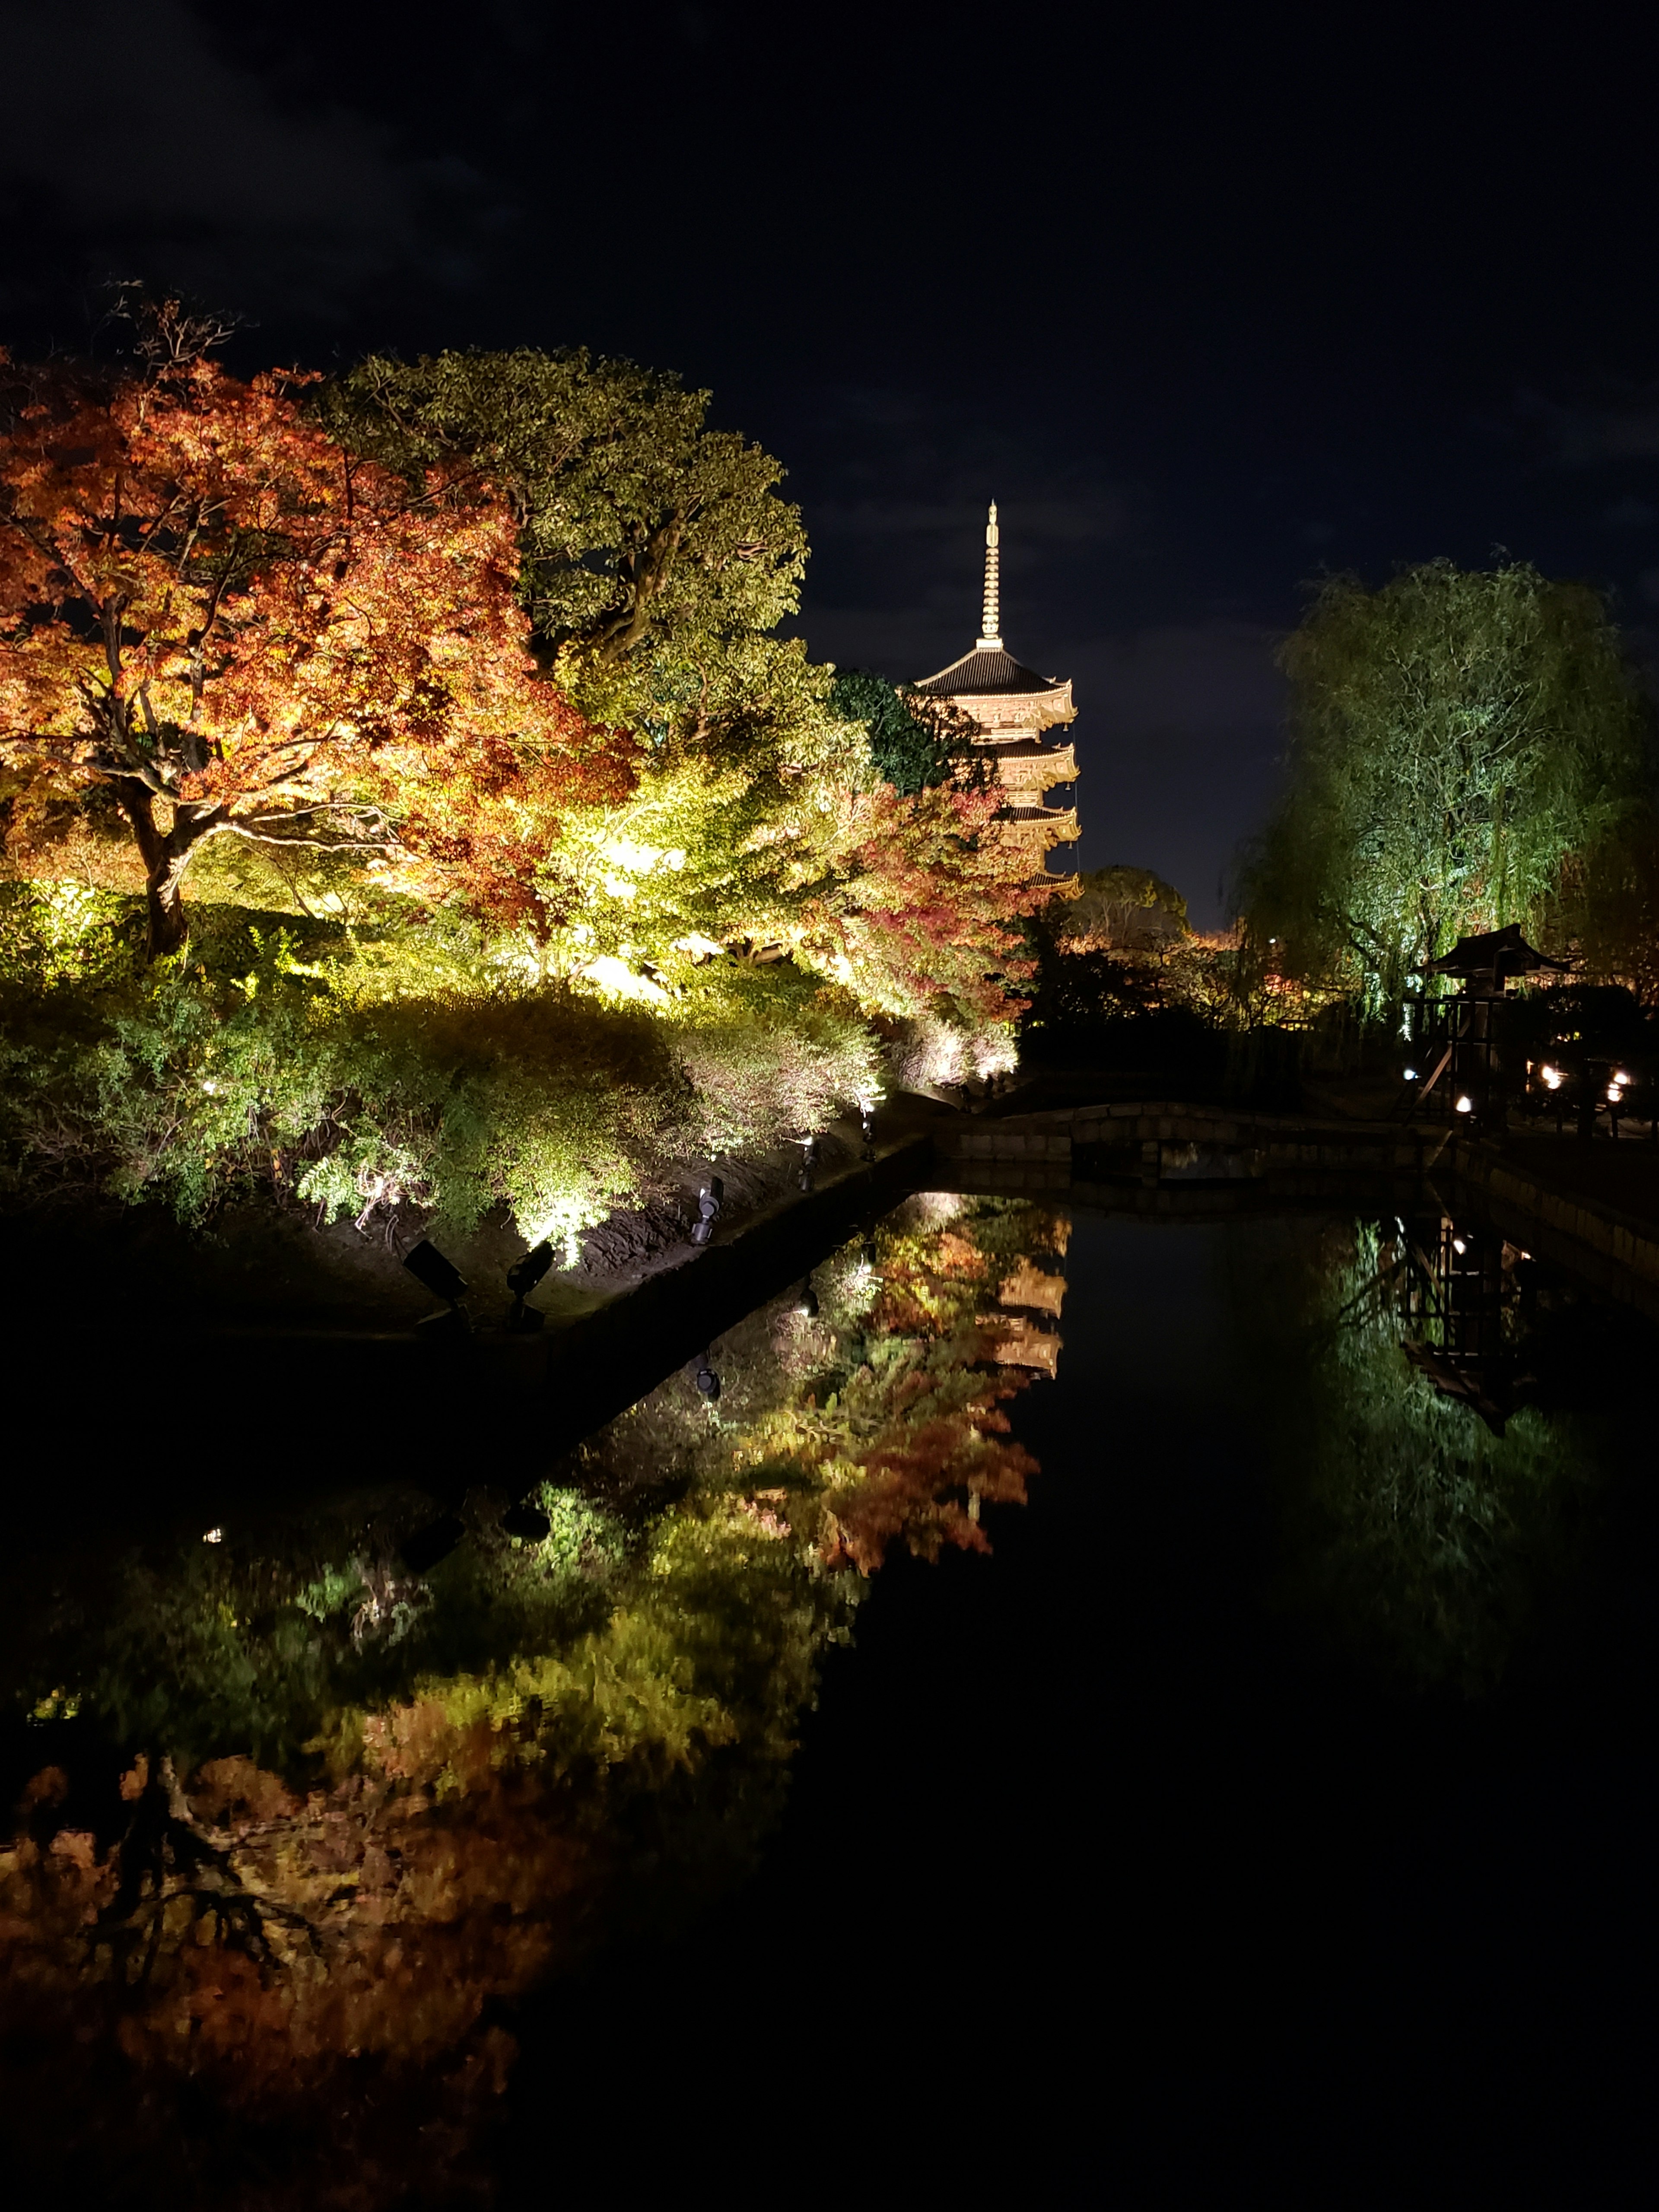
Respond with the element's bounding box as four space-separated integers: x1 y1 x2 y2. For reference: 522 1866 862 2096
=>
0 311 630 958
800 772 1047 1028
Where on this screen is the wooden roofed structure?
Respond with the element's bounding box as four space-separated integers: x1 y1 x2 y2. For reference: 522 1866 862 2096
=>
911 503 1080 867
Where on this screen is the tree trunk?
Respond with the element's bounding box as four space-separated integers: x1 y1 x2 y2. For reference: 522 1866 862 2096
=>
116 785 215 960
144 867 191 959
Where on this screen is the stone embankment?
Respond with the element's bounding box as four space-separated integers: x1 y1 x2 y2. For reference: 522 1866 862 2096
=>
1450 1133 1659 1319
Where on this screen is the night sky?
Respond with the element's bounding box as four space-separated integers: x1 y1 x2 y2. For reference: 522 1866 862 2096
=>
6 3 1659 922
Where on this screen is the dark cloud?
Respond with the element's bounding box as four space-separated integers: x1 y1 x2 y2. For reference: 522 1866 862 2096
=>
0 0 507 319
1519 385 1659 467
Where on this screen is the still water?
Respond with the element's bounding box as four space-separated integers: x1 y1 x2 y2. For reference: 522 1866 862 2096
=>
3 1197 1651 2201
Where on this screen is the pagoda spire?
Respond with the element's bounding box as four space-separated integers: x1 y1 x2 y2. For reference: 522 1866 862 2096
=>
976 500 1003 651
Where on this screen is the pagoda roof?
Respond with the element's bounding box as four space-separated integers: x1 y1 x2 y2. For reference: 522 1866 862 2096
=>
912 645 1065 697
1422 923 1572 979
982 733 1069 756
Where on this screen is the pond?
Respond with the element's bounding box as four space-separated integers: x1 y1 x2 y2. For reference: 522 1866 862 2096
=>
3 1195 1650 2202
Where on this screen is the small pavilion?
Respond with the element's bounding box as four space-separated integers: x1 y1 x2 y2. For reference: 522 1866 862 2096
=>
910 503 1080 866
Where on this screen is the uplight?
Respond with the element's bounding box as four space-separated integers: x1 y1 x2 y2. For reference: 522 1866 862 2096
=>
1455 1094 1474 1114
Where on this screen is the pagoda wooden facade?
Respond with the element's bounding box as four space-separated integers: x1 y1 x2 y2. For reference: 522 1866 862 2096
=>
911 502 1080 864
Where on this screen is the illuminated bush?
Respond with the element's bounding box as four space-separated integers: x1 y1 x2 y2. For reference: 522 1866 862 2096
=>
0 885 887 1239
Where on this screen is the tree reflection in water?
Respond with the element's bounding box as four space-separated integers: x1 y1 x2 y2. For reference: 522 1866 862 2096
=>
1241 1214 1605 1693
0 1195 1067 2207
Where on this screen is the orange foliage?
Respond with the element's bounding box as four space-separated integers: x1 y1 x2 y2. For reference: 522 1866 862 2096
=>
0 346 632 952
804 777 1048 1024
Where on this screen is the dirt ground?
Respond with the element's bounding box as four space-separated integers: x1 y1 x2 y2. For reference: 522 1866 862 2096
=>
0 1117 877 1338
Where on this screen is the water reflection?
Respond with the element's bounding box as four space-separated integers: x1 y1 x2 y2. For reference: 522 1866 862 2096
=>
1240 1211 1603 1693
0 1195 1067 2205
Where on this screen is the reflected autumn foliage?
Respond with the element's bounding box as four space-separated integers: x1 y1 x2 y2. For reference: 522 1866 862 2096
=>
0 1196 1065 2207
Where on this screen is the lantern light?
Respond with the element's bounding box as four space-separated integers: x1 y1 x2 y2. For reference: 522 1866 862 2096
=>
1455 1095 1474 1114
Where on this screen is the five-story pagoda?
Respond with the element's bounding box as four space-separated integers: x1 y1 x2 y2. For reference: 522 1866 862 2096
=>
911 503 1080 865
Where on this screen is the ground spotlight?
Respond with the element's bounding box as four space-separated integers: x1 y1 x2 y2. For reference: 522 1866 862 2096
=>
403 1239 471 1337
795 1275 819 1318
693 1355 721 1400
691 1175 724 1246
505 1239 554 1330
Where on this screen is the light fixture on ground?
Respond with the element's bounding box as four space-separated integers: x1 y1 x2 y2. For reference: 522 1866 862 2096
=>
693 1353 721 1400
505 1240 553 1331
402 1238 471 1337
690 1175 724 1246
795 1274 819 1318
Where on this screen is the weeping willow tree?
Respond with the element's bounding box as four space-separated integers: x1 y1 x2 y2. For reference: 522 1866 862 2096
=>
1242 562 1649 1014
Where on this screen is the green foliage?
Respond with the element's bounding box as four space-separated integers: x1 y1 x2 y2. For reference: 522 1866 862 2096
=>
829 668 958 795
1241 561 1649 1015
318 346 804 697
1547 800 1659 1007
1064 864 1190 934
1238 1220 1598 1691
0 884 883 1239
666 962 882 1150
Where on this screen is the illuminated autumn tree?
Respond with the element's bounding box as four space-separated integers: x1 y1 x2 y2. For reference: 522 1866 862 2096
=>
800 772 1047 1030
0 316 630 958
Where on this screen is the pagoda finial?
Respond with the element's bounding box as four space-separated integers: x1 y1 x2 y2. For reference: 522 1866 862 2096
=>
976 500 1002 651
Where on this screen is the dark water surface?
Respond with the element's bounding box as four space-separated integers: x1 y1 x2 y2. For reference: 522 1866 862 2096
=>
3 1199 1651 2202
504 1208 1654 2198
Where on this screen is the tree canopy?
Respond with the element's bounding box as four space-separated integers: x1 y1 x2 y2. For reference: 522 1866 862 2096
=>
318 347 805 708
828 667 980 795
0 328 629 957
1240 561 1650 1011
